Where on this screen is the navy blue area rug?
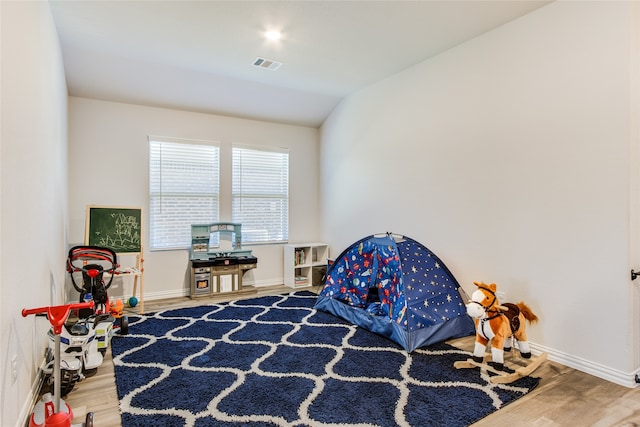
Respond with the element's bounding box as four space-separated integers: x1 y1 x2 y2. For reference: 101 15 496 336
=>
111 291 539 427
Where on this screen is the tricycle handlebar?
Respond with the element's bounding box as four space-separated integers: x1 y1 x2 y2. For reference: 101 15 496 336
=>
22 301 93 317
22 301 94 334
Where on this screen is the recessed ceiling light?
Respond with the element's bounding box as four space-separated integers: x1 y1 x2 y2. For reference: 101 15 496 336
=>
265 30 282 41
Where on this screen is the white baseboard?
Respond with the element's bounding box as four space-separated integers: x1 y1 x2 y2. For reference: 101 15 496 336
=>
143 288 190 300
530 342 638 389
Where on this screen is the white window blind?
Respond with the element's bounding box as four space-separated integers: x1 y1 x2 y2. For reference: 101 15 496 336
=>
149 139 220 250
232 146 289 244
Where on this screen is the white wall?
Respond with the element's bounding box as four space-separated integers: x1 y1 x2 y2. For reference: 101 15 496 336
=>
0 1 69 426
320 1 639 386
67 98 320 300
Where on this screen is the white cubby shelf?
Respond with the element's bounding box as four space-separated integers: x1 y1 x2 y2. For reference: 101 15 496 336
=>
283 243 329 288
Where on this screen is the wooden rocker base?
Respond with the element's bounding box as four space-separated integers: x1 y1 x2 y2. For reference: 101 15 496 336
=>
454 352 548 384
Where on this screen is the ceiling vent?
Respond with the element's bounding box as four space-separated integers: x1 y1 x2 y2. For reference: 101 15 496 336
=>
253 57 282 71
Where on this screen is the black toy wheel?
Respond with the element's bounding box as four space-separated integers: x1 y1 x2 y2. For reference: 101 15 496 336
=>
85 412 94 427
54 369 79 396
83 366 98 377
119 316 129 335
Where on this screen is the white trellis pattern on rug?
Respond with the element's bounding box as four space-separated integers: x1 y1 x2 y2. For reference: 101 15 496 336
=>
111 291 539 427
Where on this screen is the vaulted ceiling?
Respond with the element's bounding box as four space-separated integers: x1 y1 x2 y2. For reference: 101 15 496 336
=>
50 1 550 128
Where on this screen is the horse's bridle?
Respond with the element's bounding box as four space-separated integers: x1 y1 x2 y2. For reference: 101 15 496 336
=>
470 286 502 319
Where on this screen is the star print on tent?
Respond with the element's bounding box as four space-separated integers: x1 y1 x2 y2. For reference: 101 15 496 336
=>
314 233 475 352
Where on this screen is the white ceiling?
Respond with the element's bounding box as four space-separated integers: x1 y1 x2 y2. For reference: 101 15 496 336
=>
49 1 550 128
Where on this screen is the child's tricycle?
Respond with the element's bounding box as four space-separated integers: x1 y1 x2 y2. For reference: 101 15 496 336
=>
66 245 129 339
23 301 95 427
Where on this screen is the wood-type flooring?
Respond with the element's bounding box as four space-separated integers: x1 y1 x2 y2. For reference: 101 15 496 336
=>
52 285 640 427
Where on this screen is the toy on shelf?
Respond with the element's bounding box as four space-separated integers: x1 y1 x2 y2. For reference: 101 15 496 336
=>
22 301 95 427
454 281 547 384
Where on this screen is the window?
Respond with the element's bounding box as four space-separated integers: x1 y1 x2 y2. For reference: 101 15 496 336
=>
232 146 289 244
149 139 219 250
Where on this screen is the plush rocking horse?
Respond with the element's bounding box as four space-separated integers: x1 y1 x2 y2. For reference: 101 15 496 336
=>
454 281 547 384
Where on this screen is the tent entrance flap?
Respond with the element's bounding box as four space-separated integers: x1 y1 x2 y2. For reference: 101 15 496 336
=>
314 234 474 352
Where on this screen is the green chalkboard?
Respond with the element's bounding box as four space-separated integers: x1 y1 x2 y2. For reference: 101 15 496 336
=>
85 206 142 253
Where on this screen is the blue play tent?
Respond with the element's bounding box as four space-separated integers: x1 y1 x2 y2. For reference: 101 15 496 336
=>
314 234 475 352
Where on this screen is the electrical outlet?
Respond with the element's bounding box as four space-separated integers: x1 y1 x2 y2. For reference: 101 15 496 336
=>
11 355 17 384
496 291 506 301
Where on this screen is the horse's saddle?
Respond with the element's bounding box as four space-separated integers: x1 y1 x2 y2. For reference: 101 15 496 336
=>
501 303 521 334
